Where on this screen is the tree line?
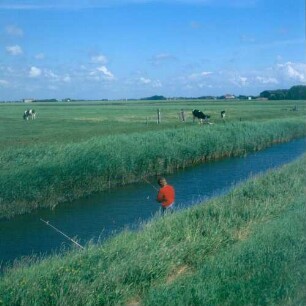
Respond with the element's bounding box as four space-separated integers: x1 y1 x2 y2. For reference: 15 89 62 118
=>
142 85 306 101
24 85 305 103
259 85 306 100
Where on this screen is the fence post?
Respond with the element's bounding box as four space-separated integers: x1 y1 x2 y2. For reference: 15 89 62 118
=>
180 109 185 122
157 109 161 124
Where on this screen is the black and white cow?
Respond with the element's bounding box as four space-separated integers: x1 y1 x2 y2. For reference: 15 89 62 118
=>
23 109 36 120
192 109 210 124
221 110 226 119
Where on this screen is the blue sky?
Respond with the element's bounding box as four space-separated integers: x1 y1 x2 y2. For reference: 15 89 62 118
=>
0 0 305 100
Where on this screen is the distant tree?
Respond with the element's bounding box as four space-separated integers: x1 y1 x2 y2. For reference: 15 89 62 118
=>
260 86 306 100
270 90 287 100
33 98 58 102
238 95 248 100
259 89 288 100
259 90 271 99
287 85 306 100
141 95 167 100
197 96 215 100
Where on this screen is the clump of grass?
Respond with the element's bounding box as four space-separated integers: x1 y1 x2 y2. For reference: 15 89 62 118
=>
0 118 305 219
0 154 305 305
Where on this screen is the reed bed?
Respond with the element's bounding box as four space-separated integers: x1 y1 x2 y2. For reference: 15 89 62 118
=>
0 118 305 219
0 153 305 305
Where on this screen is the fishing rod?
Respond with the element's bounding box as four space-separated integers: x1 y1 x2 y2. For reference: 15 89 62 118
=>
143 177 159 191
40 218 84 250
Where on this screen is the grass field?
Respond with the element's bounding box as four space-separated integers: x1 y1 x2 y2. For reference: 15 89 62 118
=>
0 99 305 219
1 153 305 305
1 99 304 148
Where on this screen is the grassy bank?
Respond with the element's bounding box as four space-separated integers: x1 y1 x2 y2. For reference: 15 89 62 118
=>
0 118 305 219
0 154 305 305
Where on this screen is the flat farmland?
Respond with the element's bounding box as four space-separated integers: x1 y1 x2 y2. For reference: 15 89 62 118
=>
1 99 304 148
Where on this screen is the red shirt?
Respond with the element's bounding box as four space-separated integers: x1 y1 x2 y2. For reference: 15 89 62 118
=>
157 185 175 207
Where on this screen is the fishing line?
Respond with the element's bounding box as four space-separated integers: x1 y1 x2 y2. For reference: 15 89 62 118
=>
143 177 159 191
40 218 84 250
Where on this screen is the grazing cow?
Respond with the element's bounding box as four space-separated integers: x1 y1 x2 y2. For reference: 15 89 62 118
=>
23 109 36 120
192 109 210 124
221 110 226 119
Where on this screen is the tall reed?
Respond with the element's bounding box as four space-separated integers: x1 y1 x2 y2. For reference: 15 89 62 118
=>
0 118 305 219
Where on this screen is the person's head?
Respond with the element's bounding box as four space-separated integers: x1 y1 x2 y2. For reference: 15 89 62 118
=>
158 177 167 187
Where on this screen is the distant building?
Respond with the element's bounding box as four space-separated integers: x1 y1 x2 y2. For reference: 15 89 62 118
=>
224 94 235 99
22 99 34 103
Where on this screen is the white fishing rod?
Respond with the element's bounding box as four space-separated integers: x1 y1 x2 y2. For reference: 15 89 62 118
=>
40 218 84 250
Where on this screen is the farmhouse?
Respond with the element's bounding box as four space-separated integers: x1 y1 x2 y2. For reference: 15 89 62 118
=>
22 98 34 103
224 94 235 99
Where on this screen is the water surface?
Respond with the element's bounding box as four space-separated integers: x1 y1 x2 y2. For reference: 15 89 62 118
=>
1 138 305 268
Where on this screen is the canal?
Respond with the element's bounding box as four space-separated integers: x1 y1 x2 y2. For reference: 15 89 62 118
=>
1 138 305 269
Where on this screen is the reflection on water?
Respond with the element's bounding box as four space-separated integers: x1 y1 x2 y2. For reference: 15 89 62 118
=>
1 138 305 267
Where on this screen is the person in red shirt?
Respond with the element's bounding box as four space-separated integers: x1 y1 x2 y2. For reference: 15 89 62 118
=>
156 177 175 214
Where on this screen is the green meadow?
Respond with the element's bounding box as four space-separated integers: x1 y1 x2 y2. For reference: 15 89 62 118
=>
0 99 305 219
0 152 305 305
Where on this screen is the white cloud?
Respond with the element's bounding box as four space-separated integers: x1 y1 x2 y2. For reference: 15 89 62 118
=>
276 62 305 82
239 76 248 85
96 66 115 80
184 61 305 92
138 77 162 87
201 71 213 76
5 25 23 36
0 79 9 86
230 76 248 86
43 69 71 83
29 66 42 78
256 76 278 84
139 77 151 84
91 55 108 64
188 71 212 80
88 66 115 81
6 45 23 55
44 69 58 79
63 75 71 82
